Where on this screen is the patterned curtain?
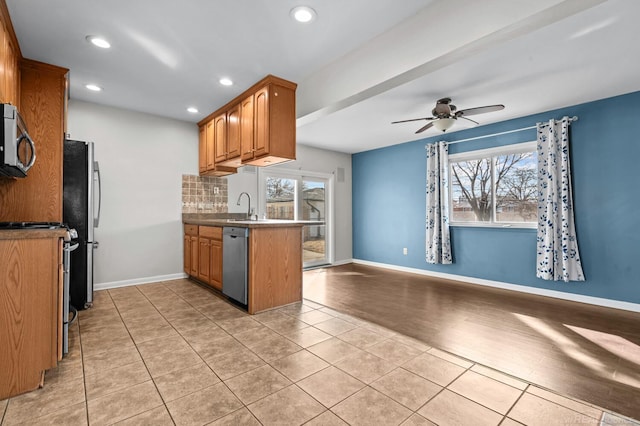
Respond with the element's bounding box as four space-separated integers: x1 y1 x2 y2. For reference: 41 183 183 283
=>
426 141 452 264
536 117 584 281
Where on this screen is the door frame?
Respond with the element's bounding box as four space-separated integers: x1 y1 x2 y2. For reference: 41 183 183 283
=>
257 167 334 267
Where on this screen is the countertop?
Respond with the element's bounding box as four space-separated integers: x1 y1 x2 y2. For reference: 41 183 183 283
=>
0 228 69 240
182 213 322 228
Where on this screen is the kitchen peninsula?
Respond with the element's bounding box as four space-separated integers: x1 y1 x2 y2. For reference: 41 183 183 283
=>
183 215 308 314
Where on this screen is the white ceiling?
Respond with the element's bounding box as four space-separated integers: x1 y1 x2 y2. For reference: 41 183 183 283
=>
7 0 640 154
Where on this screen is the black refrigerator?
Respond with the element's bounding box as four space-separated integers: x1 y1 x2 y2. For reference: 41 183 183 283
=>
63 139 101 310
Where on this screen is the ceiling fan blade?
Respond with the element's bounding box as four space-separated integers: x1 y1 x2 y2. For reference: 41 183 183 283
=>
391 117 434 124
457 104 504 117
415 121 435 134
459 115 479 125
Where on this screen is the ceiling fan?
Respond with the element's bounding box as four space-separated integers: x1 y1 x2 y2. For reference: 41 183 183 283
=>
391 97 505 134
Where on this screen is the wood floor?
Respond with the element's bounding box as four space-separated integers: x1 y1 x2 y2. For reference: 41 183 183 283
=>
303 263 640 420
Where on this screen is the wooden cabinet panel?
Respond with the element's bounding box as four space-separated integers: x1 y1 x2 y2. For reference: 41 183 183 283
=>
210 239 222 290
226 103 241 163
248 227 302 314
244 82 296 167
198 237 210 282
189 236 198 277
199 225 221 239
0 5 21 108
183 234 191 274
0 60 68 222
205 120 215 170
0 235 61 399
213 113 226 164
240 94 254 161
253 86 269 158
198 125 206 175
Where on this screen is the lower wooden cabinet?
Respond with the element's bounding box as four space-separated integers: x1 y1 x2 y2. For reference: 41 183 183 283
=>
210 239 222 289
184 225 222 291
0 231 64 400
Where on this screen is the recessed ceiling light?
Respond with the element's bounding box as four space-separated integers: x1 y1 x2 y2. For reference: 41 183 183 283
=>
85 84 102 92
86 35 111 49
219 78 233 86
187 107 199 113
290 6 317 23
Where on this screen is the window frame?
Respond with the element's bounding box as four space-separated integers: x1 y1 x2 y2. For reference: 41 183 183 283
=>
448 141 538 229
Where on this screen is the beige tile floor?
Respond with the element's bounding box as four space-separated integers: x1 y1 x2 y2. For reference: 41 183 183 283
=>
1 278 639 426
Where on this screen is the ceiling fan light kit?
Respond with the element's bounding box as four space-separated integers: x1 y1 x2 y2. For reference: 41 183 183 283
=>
433 117 456 132
392 97 505 134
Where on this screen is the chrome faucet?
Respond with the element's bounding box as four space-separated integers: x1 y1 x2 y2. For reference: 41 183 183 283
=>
236 192 252 219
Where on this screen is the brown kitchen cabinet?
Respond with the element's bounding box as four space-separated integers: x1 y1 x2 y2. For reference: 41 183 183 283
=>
198 125 207 174
184 225 222 291
242 81 296 166
217 103 241 167
199 75 297 170
239 94 255 162
183 220 304 314
0 230 66 400
184 224 198 277
198 117 236 177
213 113 227 164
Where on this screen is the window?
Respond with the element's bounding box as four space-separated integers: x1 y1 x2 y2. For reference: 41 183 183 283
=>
449 142 537 227
259 168 333 267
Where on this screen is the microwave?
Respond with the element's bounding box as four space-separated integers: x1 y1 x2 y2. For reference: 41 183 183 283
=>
0 104 36 178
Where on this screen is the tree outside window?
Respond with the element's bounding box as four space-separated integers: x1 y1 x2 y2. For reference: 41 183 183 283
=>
449 143 537 226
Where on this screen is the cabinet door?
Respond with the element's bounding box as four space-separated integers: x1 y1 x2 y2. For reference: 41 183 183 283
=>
184 234 191 274
214 113 227 163
210 239 222 290
198 237 211 282
227 103 241 159
206 120 215 170
198 125 206 174
254 86 269 158
190 236 199 276
240 94 255 161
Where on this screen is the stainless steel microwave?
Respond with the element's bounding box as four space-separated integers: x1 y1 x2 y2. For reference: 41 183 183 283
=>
0 104 36 178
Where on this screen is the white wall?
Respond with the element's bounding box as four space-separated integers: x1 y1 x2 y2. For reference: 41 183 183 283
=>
67 100 197 287
227 144 353 263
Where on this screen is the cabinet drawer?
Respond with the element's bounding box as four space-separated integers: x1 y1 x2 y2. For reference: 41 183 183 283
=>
184 224 198 236
199 226 222 240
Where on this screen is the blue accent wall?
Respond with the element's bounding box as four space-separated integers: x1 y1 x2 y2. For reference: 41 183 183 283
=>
352 91 640 304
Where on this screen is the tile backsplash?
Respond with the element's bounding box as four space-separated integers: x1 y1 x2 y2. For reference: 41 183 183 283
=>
182 174 227 213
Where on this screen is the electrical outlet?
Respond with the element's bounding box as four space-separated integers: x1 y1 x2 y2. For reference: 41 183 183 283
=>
403 247 408 255
214 187 219 194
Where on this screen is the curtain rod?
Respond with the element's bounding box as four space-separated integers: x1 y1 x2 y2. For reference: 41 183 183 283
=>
427 116 578 146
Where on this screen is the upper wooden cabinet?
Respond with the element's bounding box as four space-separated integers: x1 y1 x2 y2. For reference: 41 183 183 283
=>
198 75 297 170
0 4 20 108
213 113 227 164
239 94 254 162
242 81 296 166
218 103 241 167
198 125 206 174
198 116 236 177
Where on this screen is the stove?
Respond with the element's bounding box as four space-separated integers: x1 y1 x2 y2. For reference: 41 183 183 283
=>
0 221 66 230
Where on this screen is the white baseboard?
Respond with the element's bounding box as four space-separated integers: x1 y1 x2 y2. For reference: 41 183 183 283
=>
95 273 188 291
352 259 640 313
331 258 354 267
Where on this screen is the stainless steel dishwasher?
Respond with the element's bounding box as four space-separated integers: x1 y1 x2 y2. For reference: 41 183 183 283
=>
222 227 249 305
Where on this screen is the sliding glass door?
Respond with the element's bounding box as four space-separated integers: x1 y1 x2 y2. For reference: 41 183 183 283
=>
260 169 332 268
